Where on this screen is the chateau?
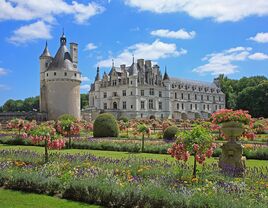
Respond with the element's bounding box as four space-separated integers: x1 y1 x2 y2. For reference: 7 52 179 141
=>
89 59 225 120
39 34 81 120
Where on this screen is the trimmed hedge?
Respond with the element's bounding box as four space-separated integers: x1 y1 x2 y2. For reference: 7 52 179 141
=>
163 126 179 140
93 113 119 137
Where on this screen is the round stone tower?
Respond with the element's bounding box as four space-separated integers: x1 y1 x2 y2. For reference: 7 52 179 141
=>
39 33 81 120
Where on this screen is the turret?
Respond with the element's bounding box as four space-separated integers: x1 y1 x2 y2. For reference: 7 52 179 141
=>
39 41 52 73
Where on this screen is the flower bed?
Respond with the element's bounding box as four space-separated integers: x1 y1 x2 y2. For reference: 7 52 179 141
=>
0 149 267 208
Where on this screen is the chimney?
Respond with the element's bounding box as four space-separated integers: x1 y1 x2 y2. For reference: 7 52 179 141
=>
145 60 152 68
120 64 126 70
137 59 144 68
70 42 78 69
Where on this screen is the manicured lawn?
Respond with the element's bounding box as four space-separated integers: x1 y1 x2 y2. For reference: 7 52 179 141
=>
0 144 266 168
0 189 99 208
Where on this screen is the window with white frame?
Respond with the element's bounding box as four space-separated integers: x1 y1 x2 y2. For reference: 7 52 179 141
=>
149 99 153 109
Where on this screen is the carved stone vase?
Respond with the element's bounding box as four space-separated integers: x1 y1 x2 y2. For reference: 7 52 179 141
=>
219 121 246 176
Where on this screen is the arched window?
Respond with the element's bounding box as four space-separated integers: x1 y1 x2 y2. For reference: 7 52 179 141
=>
113 102 117 109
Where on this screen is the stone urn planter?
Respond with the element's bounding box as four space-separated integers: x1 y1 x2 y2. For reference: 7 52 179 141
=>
219 121 246 175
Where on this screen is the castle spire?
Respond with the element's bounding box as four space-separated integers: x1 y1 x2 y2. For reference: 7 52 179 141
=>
163 66 170 81
132 54 134 64
95 66 100 81
60 29 66 46
40 41 51 58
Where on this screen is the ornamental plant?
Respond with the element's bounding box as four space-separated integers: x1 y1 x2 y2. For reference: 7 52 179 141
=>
137 124 150 153
28 122 65 162
56 114 80 148
211 109 253 126
168 125 216 178
7 118 36 138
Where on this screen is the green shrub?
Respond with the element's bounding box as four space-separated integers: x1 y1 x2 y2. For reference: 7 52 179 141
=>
163 126 179 140
58 114 76 122
118 116 129 123
93 113 119 137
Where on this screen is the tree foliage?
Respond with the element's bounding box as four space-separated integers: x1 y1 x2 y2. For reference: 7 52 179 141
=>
218 75 267 117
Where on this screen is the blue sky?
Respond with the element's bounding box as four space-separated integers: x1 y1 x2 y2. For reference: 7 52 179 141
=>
0 0 268 105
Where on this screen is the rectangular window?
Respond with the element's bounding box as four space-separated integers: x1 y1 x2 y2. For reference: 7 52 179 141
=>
207 95 209 101
113 92 117 97
141 90 144 96
181 93 184 99
159 91 162 97
131 105 133 109
195 94 197 100
195 104 197 110
190 104 192 110
149 99 153 109
213 96 215 102
215 105 218 110
203 104 205 110
188 94 190 100
141 101 145 109
201 95 203 101
123 101 126 109
104 103 107 109
112 80 117 86
130 91 133 95
207 104 210 110
175 92 177 99
182 103 184 110
122 90 126 96
219 96 221 102
177 103 179 110
149 88 154 95
159 102 162 110
103 92 107 98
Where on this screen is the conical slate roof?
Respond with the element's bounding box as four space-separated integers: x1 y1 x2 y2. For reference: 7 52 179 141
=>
163 67 170 81
40 41 51 58
47 35 75 71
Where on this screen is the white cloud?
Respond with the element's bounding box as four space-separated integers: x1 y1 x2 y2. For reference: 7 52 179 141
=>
249 32 268 43
0 68 8 76
248 52 268 60
193 47 252 75
0 0 104 24
81 75 90 82
97 39 187 67
8 21 52 44
151 28 196 39
124 0 268 22
84 43 98 51
80 84 91 91
0 84 10 91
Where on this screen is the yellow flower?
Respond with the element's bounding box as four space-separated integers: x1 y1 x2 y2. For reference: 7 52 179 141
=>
137 168 143 173
192 177 198 183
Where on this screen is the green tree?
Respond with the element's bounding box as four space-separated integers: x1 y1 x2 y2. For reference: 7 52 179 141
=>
80 94 89 110
236 81 268 118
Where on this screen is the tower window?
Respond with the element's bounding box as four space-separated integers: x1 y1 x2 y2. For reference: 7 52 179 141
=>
141 101 145 109
159 102 162 110
47 73 48 77
149 88 154 95
54 72 56 76
65 72 67 76
74 73 77 77
149 99 153 109
123 101 127 109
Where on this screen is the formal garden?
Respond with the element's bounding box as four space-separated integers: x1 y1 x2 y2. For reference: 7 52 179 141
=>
0 110 267 207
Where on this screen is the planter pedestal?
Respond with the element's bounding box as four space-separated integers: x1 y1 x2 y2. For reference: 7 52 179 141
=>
219 122 246 176
219 140 246 175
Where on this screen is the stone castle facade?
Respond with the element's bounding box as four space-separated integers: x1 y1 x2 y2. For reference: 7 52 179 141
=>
89 59 225 120
39 34 81 120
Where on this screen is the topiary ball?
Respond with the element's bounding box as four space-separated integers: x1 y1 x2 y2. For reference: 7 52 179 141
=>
163 126 179 141
93 113 119 137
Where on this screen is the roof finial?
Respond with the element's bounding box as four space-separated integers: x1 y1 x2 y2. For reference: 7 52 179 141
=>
62 27 65 36
112 59 114 67
132 54 134 64
45 40 48 47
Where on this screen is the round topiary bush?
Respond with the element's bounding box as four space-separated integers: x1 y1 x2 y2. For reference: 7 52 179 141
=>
93 113 119 137
163 126 179 141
